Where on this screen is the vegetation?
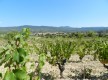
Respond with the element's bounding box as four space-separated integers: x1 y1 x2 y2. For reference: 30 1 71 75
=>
0 28 108 79
0 28 30 80
45 39 75 78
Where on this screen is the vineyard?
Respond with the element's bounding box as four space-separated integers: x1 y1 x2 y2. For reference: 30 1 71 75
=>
0 28 108 80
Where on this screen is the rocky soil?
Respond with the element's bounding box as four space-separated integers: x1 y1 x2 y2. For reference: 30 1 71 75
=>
40 54 108 80
1 54 108 80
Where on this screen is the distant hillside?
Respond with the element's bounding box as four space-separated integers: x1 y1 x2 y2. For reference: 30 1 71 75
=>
0 25 108 32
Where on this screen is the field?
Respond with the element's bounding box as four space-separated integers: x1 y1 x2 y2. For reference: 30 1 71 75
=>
0 28 108 80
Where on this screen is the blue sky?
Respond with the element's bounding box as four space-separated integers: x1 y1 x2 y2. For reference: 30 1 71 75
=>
0 0 108 27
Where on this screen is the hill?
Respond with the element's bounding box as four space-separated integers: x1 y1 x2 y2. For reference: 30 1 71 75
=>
0 25 108 32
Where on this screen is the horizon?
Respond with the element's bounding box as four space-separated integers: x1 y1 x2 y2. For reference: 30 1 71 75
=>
0 25 108 28
0 0 108 27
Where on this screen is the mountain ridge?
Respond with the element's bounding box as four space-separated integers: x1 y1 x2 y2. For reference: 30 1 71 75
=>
0 25 108 32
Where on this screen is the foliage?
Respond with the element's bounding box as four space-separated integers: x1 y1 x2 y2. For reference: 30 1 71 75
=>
0 27 108 79
0 28 30 80
98 41 108 63
36 53 46 80
37 39 76 78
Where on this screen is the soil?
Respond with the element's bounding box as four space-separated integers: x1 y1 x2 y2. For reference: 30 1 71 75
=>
1 54 108 80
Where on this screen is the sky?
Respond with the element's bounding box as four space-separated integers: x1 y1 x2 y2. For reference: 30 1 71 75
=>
0 0 108 27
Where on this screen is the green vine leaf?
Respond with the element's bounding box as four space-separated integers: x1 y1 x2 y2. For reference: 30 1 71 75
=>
13 69 28 80
4 71 16 80
13 51 20 63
